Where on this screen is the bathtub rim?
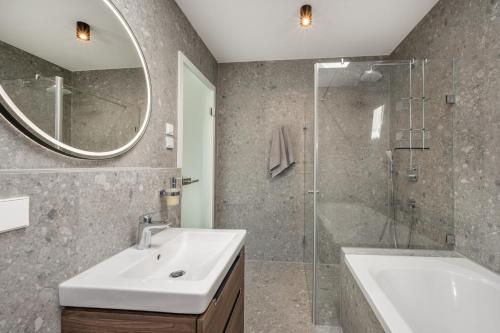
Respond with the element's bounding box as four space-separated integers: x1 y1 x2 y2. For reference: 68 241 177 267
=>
341 248 462 333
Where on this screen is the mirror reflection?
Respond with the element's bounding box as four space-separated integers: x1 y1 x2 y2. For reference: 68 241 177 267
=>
0 0 149 156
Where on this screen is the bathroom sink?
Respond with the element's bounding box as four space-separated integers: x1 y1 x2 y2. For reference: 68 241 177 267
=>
59 228 246 314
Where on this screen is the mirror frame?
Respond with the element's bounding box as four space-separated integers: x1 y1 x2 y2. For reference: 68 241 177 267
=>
0 0 152 159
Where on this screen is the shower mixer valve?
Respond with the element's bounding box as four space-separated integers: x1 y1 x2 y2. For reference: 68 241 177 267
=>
407 167 418 182
408 199 416 209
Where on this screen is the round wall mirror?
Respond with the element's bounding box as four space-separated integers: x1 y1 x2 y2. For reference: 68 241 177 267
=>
0 0 151 159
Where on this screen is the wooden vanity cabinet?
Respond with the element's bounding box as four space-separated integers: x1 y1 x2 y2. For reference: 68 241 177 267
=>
61 248 245 333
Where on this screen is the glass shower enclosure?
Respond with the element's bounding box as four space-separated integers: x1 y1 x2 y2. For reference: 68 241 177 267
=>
307 59 455 326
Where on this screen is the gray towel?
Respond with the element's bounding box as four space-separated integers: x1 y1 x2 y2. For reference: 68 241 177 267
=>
282 126 295 165
269 126 295 178
269 129 281 171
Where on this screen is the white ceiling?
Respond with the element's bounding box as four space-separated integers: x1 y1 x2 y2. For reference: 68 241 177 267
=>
175 0 439 63
0 0 141 71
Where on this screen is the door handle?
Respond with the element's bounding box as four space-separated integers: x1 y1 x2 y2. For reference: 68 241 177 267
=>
307 190 319 194
182 177 199 186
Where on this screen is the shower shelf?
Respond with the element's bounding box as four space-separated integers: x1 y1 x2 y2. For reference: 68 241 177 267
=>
400 97 430 102
395 128 431 149
398 128 428 131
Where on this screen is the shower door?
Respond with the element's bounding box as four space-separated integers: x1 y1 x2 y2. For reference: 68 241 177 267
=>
311 59 455 326
313 61 393 325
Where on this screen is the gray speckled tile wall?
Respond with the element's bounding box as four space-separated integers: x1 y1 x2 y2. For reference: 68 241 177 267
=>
0 0 217 332
385 60 455 249
339 255 384 333
0 168 178 332
216 57 384 262
392 0 500 274
216 60 315 262
70 68 147 151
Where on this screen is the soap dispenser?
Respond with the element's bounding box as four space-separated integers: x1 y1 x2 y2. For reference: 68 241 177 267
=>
160 177 181 207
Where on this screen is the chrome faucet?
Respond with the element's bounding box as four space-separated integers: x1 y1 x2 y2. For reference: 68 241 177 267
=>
136 214 171 250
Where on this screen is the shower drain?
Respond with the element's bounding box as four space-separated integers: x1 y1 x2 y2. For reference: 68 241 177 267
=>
169 270 186 278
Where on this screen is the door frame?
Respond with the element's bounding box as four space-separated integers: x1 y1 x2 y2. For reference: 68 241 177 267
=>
177 51 216 228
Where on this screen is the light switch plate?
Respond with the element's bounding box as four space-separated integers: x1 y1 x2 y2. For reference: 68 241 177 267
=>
166 123 174 136
0 197 29 233
165 136 175 150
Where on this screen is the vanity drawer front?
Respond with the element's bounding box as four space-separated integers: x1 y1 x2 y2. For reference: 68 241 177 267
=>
197 249 244 333
224 291 244 333
61 308 196 333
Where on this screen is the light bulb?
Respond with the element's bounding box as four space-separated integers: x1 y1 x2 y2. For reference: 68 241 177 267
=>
76 21 91 41
300 5 313 28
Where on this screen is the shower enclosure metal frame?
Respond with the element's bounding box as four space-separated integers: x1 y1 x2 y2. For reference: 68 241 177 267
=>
54 76 64 142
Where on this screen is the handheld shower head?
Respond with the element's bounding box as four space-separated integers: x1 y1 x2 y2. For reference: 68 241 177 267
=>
385 150 394 174
385 150 393 163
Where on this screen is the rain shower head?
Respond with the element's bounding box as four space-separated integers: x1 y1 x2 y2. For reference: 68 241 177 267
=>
360 67 383 82
46 85 72 95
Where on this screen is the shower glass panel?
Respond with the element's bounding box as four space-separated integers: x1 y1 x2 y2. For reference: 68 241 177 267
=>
312 59 455 326
1 77 60 137
390 60 455 250
69 80 143 152
1 74 143 151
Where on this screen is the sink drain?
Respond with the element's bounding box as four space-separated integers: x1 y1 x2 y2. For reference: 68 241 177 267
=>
169 270 186 278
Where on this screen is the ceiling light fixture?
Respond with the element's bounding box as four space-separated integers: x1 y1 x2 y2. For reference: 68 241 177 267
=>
76 21 91 41
300 5 312 28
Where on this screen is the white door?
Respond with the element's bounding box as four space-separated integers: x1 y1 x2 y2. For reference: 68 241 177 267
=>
177 52 215 229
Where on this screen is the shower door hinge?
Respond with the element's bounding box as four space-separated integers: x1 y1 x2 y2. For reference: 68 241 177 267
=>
445 95 456 105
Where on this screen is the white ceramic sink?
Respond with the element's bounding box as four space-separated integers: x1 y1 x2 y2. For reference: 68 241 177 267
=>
59 228 246 314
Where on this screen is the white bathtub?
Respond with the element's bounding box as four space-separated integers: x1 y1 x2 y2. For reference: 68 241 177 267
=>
345 254 500 333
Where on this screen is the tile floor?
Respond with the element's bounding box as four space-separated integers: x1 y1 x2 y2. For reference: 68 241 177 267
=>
245 260 342 333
